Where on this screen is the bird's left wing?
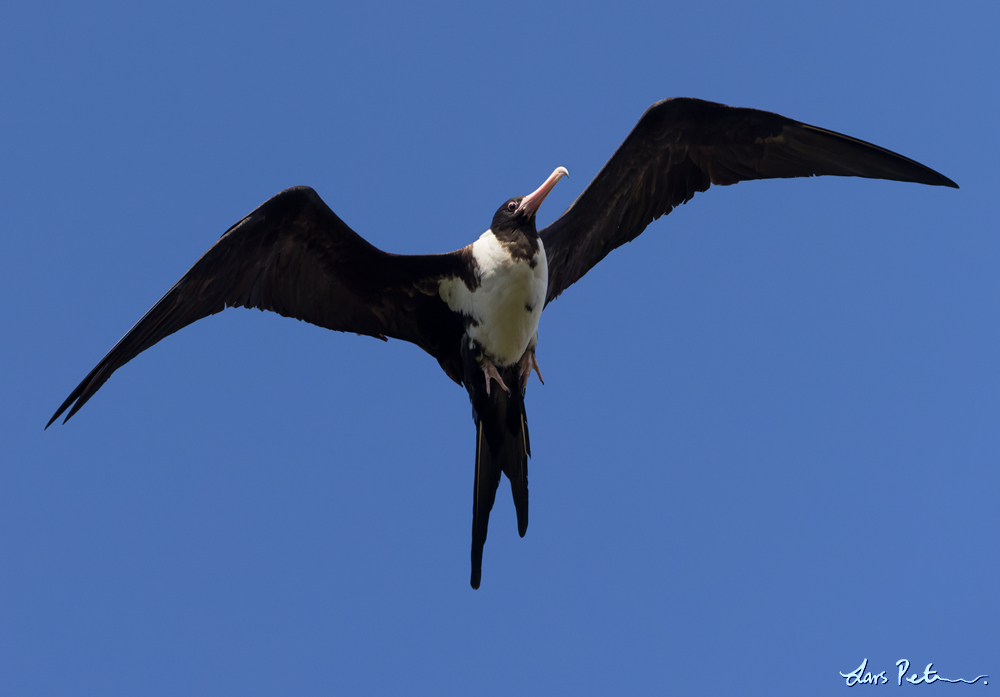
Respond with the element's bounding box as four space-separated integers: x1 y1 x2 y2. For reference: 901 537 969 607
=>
541 97 958 305
48 186 474 426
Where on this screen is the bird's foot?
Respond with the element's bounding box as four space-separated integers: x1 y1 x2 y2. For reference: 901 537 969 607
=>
518 348 544 392
481 356 510 397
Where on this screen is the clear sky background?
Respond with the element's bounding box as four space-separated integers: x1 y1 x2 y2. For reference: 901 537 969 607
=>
2 1 996 694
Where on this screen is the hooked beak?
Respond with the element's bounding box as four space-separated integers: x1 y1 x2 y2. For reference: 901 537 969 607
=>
516 167 568 217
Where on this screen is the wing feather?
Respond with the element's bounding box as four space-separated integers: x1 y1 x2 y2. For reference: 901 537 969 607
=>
541 98 958 305
48 186 471 426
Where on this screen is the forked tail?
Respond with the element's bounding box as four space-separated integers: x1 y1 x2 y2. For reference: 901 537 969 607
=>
463 345 530 590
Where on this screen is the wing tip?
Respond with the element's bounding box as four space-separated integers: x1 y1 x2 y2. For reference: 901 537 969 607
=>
45 393 80 429
912 168 959 189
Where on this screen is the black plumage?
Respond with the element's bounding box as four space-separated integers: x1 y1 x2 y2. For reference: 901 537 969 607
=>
48 98 957 588
541 98 956 305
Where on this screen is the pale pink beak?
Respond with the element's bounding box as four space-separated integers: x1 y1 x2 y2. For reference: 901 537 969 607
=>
516 167 569 217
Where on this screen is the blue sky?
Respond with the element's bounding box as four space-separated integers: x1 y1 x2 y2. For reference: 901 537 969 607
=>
2 1 996 694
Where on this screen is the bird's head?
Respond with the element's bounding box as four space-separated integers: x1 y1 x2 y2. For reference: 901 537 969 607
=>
491 167 568 235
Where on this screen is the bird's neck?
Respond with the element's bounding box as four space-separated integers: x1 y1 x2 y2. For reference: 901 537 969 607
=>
491 225 540 262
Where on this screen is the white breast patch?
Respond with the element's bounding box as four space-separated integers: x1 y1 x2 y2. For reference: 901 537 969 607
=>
438 230 547 367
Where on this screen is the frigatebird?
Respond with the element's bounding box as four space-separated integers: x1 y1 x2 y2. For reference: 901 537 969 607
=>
47 97 957 589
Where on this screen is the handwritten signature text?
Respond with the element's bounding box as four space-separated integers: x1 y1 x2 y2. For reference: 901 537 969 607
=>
840 659 987 687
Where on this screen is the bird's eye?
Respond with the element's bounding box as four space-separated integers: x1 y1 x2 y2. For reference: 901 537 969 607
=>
507 201 517 212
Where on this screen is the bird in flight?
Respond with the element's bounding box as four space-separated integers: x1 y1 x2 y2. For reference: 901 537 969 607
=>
48 97 957 589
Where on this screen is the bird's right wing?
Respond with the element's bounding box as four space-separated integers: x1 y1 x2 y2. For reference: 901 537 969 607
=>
541 97 958 305
48 186 474 426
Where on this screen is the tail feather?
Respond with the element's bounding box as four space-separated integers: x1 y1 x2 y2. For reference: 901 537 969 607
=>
505 408 530 538
464 347 531 590
471 418 503 590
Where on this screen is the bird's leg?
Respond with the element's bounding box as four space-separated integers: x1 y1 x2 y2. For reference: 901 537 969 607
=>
518 347 544 392
481 355 510 397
